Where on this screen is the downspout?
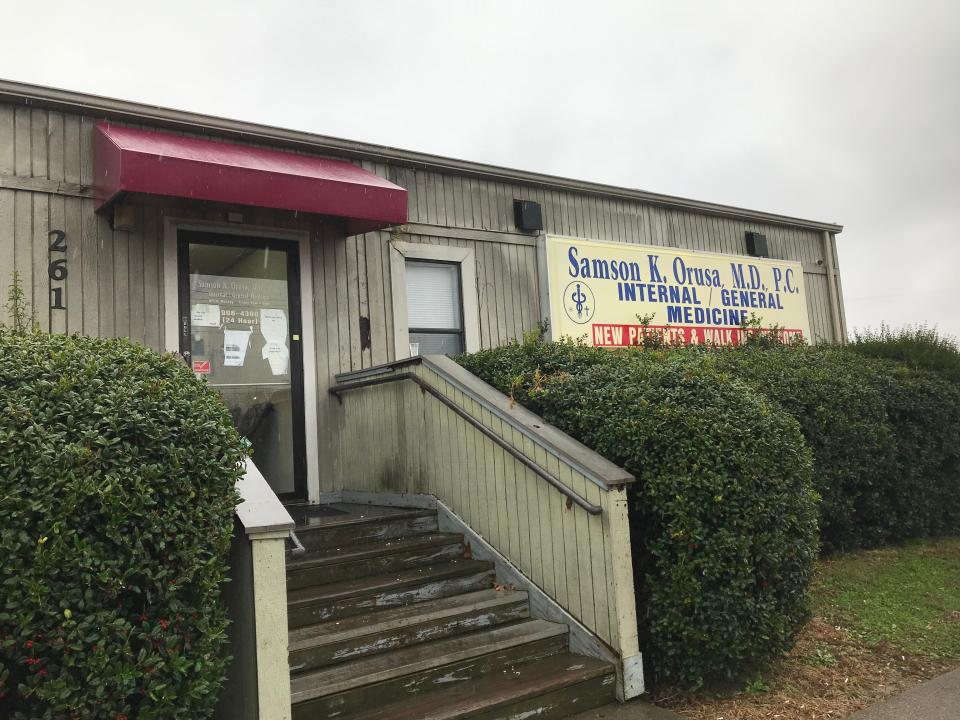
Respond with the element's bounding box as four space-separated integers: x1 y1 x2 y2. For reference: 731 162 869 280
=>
822 231 844 343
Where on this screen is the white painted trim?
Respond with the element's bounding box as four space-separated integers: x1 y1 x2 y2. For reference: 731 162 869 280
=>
250 536 292 720
822 230 844 343
606 486 643 698
247 530 290 541
162 222 179 354
297 237 320 504
535 232 554 342
403 222 536 247
388 240 481 359
237 459 295 536
621 653 645 701
162 217 321 503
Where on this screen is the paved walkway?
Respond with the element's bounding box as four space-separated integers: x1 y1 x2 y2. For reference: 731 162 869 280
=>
569 700 682 720
848 668 960 720
574 668 960 720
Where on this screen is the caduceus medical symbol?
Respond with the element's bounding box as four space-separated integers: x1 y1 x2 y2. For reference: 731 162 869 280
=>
562 280 594 324
571 283 587 318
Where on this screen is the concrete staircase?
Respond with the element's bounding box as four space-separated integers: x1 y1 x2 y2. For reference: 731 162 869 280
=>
286 504 617 719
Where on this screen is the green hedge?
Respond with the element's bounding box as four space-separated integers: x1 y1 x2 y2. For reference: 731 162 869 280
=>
459 342 819 685
873 363 960 540
459 337 960 681
851 324 960 384
711 346 960 551
0 330 244 719
709 347 892 551
464 339 960 553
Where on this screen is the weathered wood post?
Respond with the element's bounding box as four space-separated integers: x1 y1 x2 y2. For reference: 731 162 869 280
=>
217 460 294 720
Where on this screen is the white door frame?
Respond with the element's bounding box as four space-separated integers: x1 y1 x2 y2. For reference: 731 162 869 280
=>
163 217 320 504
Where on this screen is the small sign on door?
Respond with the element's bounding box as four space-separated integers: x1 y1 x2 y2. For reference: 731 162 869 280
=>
193 359 211 374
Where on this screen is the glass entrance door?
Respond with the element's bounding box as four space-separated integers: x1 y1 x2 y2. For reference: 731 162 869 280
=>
177 230 307 501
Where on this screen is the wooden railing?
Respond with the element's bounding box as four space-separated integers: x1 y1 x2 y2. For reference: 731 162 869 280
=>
217 459 294 720
332 371 602 515
331 355 642 697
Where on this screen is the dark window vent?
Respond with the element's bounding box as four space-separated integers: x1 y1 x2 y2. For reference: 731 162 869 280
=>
745 231 769 258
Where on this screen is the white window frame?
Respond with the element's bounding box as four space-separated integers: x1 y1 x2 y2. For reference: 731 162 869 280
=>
389 241 480 358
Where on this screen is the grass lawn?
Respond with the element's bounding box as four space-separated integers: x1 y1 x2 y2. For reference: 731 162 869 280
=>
815 539 960 659
656 537 960 720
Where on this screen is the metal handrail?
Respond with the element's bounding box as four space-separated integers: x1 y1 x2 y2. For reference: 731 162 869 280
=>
287 530 307 556
330 372 602 516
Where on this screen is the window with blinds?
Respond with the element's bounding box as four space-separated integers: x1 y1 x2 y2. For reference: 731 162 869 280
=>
405 260 465 355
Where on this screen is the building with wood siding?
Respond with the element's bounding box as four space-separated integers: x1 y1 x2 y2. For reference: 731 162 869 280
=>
0 79 846 720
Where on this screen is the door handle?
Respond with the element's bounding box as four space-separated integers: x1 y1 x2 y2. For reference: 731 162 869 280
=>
180 315 192 364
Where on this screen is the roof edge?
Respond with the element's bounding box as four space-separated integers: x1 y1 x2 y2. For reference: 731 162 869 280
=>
0 78 843 234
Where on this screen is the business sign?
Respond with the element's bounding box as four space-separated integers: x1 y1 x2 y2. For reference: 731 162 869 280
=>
541 235 810 346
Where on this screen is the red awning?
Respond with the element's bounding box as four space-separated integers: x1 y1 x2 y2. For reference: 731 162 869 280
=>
93 122 407 234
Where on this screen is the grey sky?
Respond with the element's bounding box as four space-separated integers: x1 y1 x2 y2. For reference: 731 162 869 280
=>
3 0 958 338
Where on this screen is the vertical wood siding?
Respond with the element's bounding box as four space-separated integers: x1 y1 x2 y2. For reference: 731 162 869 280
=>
0 104 844 347
0 101 846 497
395 161 841 343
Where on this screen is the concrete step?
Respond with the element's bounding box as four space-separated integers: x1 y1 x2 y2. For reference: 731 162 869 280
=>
287 559 496 628
286 532 465 589
292 508 439 551
290 619 570 719
340 652 617 720
288 587 530 674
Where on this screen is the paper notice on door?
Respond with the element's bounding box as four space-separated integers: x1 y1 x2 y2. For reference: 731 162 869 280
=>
262 342 289 375
223 329 252 367
260 309 287 340
260 309 289 376
191 303 221 327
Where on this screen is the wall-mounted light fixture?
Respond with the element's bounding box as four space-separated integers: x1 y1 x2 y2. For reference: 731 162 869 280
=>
513 200 543 232
111 204 136 231
745 231 769 258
